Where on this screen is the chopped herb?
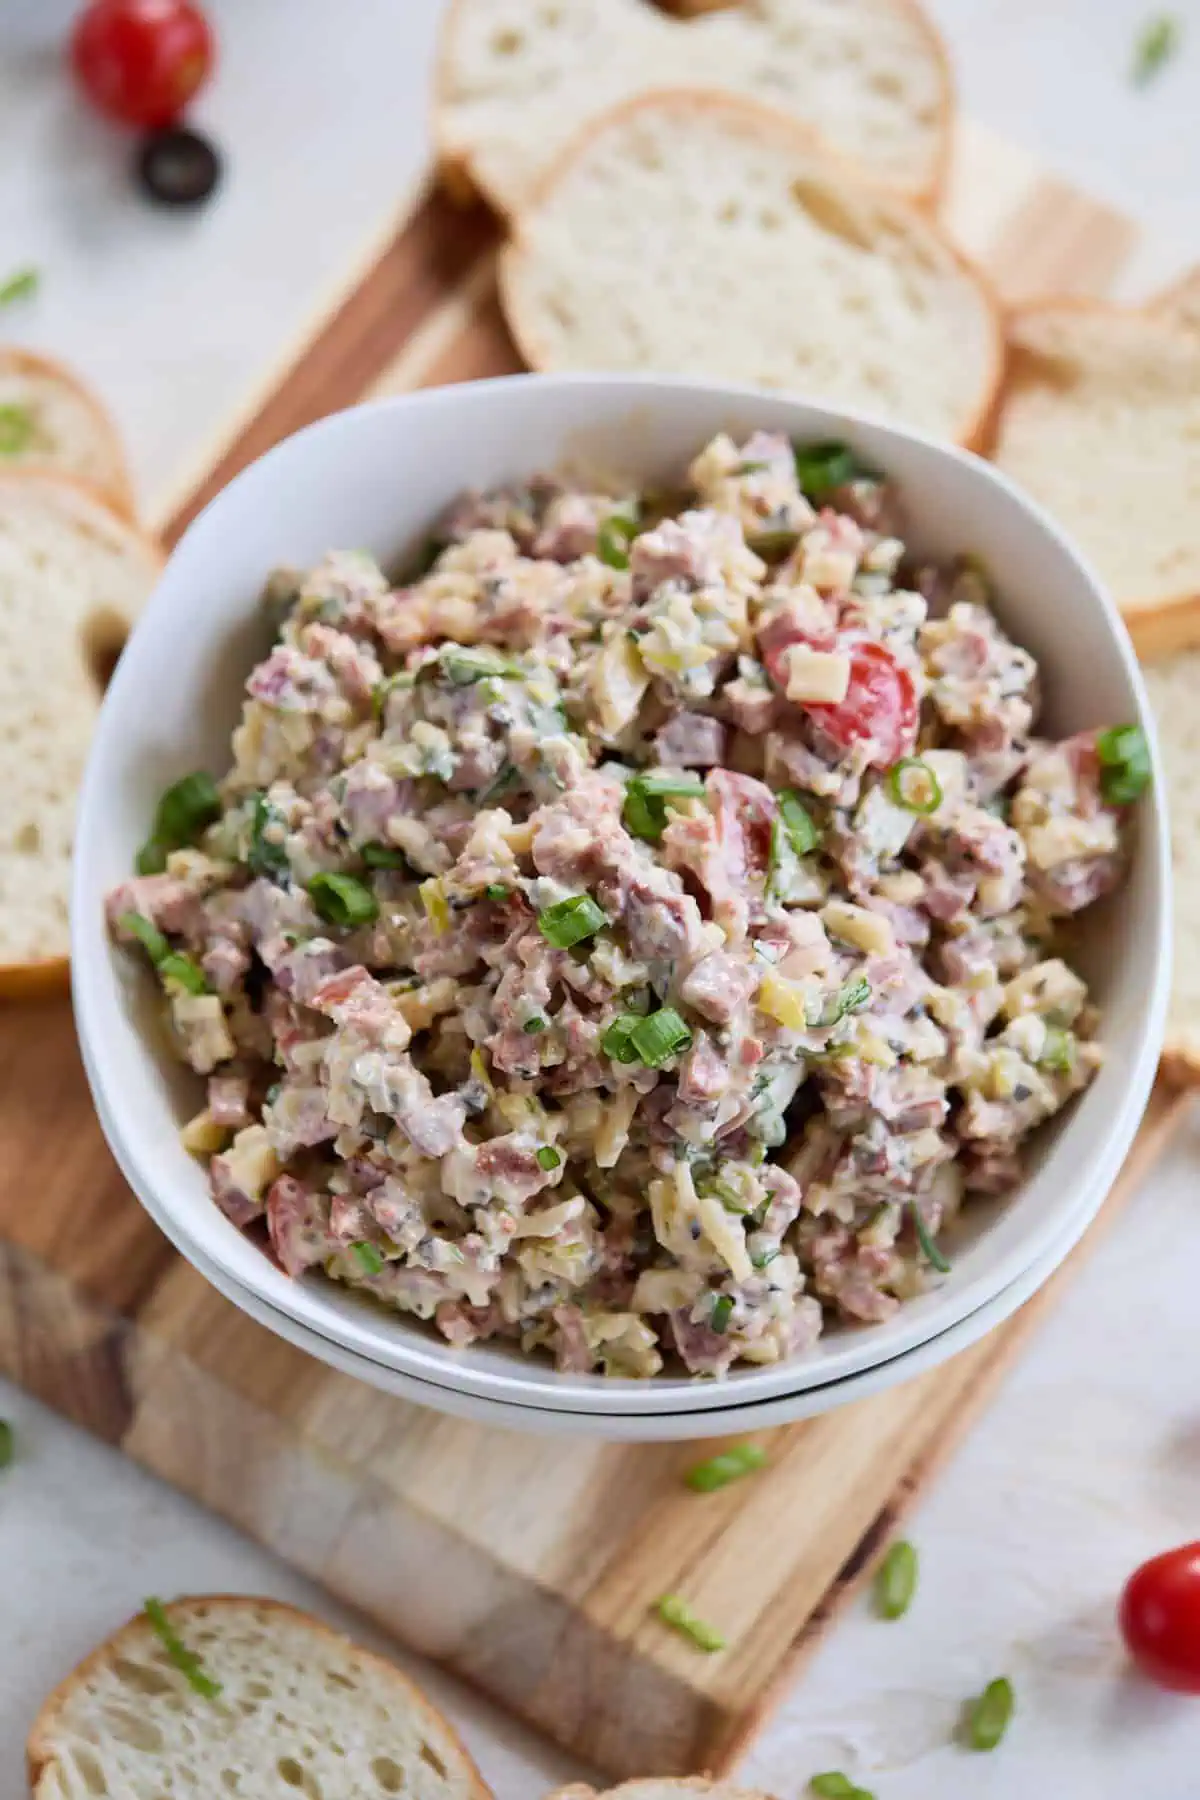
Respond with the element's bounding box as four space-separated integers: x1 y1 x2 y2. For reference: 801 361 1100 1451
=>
809 1775 874 1800
523 1015 548 1034
887 756 943 815
484 883 511 901
602 1014 641 1063
536 1146 562 1171
793 439 874 503
778 788 822 855
361 842 410 869
0 1419 13 1468
307 872 379 929
438 644 522 685
137 771 221 875
477 761 518 805
736 459 771 474
537 893 607 949
685 1443 767 1492
143 1597 223 1700
118 911 170 966
597 510 639 570
1132 14 1180 83
0 405 35 456
352 1240 385 1275
1095 723 1151 805
655 1594 726 1653
874 1539 918 1619
247 791 290 881
629 1005 692 1068
710 1293 734 1334
966 1676 1014 1751
750 1246 779 1268
0 267 39 308
911 1202 951 1274
808 976 871 1029
1038 1024 1076 1072
623 772 707 842
158 953 210 996
747 527 799 563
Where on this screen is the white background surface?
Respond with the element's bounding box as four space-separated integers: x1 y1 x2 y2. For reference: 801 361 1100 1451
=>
2 0 1200 1792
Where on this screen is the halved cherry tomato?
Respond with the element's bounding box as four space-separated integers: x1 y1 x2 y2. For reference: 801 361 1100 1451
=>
71 0 214 130
806 640 918 768
1119 1542 1200 1693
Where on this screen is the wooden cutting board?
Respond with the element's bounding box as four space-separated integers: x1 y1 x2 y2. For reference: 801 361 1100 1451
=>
0 121 1181 1779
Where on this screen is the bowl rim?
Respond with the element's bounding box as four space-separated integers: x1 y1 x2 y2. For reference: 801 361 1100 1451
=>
72 370 1171 1415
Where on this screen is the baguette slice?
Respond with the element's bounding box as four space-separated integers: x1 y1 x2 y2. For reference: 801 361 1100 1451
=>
0 472 161 993
0 349 135 521
500 91 1001 449
29 1595 494 1800
991 301 1200 660
437 0 952 213
1139 649 1200 1083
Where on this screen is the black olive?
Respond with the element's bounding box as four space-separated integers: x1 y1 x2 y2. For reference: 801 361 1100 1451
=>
136 127 222 208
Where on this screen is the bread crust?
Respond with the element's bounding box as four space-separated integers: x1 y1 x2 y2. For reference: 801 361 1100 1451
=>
499 87 1003 451
434 0 954 216
0 347 136 522
28 1594 495 1797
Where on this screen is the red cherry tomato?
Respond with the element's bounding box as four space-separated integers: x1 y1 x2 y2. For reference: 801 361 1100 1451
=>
806 640 918 768
71 0 214 130
1119 1543 1200 1693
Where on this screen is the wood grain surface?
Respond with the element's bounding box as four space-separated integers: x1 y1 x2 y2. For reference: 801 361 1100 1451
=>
0 124 1172 1778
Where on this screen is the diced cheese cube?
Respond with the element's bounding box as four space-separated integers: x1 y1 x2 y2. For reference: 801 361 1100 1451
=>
784 645 851 705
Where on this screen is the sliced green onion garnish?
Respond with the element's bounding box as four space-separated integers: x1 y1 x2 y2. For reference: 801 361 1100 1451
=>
137 770 222 874
536 1146 561 1171
807 976 871 1030
793 440 873 502
874 1539 918 1619
523 1015 547 1034
307 872 379 929
623 773 707 842
1038 1025 1076 1073
351 1240 384 1275
159 953 209 996
248 791 290 880
438 644 522 685
135 838 169 875
485 883 511 900
751 1247 779 1269
966 1676 1014 1751
118 911 170 966
602 1014 641 1063
0 404 35 456
778 788 822 855
629 1006 692 1068
710 1293 734 1334
809 1774 874 1800
887 757 943 815
685 1443 767 1492
0 1419 13 1468
537 893 607 949
143 1597 223 1700
1095 723 1151 805
655 1594 726 1653
747 528 799 563
911 1203 950 1274
597 511 639 570
361 842 410 869
1133 14 1180 84
0 267 39 308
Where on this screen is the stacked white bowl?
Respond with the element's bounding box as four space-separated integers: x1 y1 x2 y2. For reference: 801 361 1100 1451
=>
72 376 1169 1441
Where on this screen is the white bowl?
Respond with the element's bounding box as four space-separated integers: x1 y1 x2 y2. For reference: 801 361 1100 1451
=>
72 373 1170 1424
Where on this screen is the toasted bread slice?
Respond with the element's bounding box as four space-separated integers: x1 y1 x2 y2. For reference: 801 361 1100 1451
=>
28 1594 494 1800
0 349 134 521
991 301 1200 660
437 0 952 213
0 472 160 992
1139 648 1200 1083
500 91 1001 448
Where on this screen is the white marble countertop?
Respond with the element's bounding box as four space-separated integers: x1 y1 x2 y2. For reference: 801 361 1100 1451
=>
3 1 1200 1793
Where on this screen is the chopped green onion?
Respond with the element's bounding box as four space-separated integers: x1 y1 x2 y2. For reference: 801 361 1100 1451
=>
143 1597 223 1700
751 1246 780 1268
874 1539 918 1619
602 1014 641 1063
623 773 707 842
808 976 871 1030
887 757 943 815
485 883 511 901
597 511 639 570
747 528 799 563
911 1203 951 1274
1132 14 1180 83
685 1443 767 1492
420 878 451 936
793 440 873 503
778 788 822 855
0 404 35 456
809 1775 874 1800
655 1594 726 1653
351 1240 384 1275
438 644 522 685
736 459 770 474
150 772 222 856
1095 723 1151 805
1038 1025 1076 1073
710 1293 734 1334
537 893 607 949
0 1419 13 1468
0 267 39 308
523 1015 547 1034
966 1676 1014 1751
135 838 169 876
361 842 410 869
307 872 379 929
248 791 290 881
158 953 210 996
536 1146 562 1171
118 911 170 966
629 1006 693 1068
